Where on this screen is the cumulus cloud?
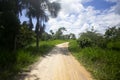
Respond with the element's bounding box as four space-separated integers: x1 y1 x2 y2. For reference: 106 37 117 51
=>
47 0 120 37
115 2 120 14
105 0 120 15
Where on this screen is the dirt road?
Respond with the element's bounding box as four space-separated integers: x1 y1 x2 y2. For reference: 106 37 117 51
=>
23 42 93 80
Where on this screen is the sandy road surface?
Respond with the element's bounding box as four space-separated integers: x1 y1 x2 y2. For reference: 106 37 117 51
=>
23 42 93 80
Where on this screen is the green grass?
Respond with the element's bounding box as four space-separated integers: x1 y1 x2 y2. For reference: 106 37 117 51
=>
69 40 120 80
0 40 66 80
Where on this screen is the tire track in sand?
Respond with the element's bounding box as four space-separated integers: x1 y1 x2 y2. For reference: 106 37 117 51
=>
23 42 93 80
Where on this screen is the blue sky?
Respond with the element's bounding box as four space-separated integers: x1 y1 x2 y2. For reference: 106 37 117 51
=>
83 0 116 10
20 0 120 37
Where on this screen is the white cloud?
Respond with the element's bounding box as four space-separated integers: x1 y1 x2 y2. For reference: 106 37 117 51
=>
115 2 120 14
105 0 120 15
47 0 120 37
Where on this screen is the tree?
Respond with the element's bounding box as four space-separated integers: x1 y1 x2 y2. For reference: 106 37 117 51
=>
0 0 22 51
22 0 61 48
105 27 120 50
63 34 70 40
54 27 66 39
50 30 54 39
105 27 120 41
17 21 35 48
50 30 54 35
0 0 61 50
69 33 76 39
41 32 51 41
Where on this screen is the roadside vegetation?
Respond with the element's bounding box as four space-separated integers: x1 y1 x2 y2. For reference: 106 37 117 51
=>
0 15 75 79
0 0 61 80
69 27 120 80
0 40 66 80
1 1 120 80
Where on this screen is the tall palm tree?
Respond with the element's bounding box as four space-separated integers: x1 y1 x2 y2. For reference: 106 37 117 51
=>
23 0 61 48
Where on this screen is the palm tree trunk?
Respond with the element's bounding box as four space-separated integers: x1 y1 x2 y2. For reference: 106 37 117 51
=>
36 17 39 48
29 16 33 30
36 33 39 48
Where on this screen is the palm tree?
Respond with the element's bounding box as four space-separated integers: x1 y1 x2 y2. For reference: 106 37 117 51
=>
50 30 54 35
23 0 61 48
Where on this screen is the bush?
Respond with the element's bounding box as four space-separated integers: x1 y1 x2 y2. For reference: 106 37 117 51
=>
107 41 120 50
69 40 120 80
16 50 35 67
77 37 92 48
78 31 106 48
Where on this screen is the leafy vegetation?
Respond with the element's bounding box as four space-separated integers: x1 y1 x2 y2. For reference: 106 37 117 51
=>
69 27 120 80
0 40 65 80
0 1 62 79
69 41 120 80
0 1 120 80
0 0 61 50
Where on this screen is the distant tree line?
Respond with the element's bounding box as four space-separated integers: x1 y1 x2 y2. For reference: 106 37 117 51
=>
41 27 76 40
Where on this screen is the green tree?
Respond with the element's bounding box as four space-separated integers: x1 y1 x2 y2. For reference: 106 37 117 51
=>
50 30 54 39
17 21 35 48
0 0 22 50
55 27 66 39
50 30 54 35
63 34 70 40
23 0 61 48
69 33 76 39
105 27 120 41
105 27 120 50
41 32 51 41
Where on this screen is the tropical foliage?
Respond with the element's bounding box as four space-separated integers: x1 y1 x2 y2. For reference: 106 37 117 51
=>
69 26 120 80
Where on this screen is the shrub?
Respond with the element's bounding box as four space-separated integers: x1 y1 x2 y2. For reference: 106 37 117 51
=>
107 41 120 50
69 40 120 80
78 31 106 48
77 37 92 48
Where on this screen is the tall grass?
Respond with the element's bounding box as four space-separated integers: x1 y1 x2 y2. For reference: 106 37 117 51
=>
69 40 120 80
0 40 66 80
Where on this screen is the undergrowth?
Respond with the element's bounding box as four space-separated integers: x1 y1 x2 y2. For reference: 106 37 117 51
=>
0 40 65 80
69 40 120 80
